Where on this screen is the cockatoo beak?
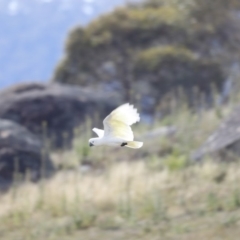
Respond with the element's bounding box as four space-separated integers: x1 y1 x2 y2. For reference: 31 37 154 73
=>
89 142 94 147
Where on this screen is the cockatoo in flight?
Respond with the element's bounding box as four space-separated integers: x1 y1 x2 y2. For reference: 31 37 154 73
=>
89 103 143 149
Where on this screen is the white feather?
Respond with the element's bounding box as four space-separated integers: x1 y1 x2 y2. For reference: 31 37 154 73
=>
104 103 140 126
103 103 140 141
92 128 104 138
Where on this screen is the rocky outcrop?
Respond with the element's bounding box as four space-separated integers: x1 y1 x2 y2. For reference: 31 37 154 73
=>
0 119 54 186
192 104 240 161
0 83 118 148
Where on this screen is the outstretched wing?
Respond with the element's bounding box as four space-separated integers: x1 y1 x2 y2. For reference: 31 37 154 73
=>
92 128 104 138
103 103 140 141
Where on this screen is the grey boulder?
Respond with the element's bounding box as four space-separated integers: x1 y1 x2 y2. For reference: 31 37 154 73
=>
0 119 54 185
0 82 118 148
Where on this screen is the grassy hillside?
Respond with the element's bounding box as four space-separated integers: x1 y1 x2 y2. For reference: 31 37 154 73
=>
1 161 240 239
1 91 240 239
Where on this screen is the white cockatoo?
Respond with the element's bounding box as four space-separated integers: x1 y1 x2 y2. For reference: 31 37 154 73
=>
89 103 143 148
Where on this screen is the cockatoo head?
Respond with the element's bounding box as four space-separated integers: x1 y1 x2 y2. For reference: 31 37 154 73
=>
88 137 101 147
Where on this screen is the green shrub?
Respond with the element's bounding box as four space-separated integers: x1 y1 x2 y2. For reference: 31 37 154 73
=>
134 45 224 95
52 0 229 106
162 151 188 171
135 46 196 72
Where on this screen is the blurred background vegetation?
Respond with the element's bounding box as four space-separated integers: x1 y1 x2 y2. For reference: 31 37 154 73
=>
53 0 240 112
1 0 240 239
